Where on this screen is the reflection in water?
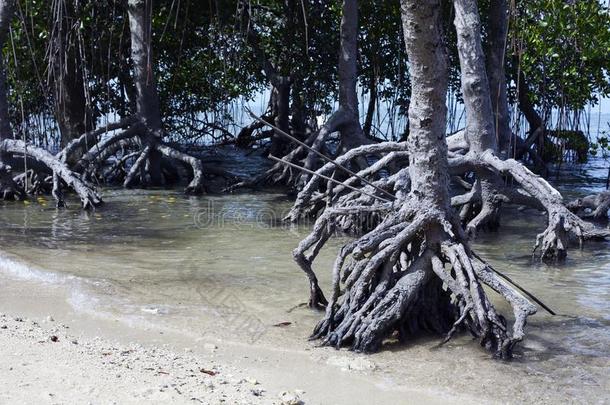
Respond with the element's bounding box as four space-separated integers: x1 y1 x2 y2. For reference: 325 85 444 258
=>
0 161 609 402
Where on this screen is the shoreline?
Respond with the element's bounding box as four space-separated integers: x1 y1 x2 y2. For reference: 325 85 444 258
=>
1 248 608 404
0 269 458 405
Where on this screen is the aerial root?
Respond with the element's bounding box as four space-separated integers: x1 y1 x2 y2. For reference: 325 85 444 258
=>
58 116 137 164
441 241 537 356
2 114 210 205
292 211 334 308
311 210 427 346
292 196 404 309
0 162 25 201
105 151 139 182
532 204 610 261
567 191 610 221
1 139 101 208
157 144 204 194
124 146 151 188
534 209 578 261
308 209 536 358
69 120 211 194
288 142 406 221
460 178 504 237
451 151 610 260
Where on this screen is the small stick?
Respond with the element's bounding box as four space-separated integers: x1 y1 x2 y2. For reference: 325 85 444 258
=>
269 155 392 204
246 108 396 201
472 252 556 315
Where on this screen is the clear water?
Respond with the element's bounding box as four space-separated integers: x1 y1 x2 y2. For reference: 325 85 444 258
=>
0 161 609 402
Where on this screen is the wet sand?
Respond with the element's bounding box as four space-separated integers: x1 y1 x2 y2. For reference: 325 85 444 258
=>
0 276 457 405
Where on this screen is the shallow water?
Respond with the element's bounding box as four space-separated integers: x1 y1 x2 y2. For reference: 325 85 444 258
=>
0 161 609 402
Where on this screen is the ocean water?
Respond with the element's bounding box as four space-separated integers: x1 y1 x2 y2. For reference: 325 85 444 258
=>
0 160 608 402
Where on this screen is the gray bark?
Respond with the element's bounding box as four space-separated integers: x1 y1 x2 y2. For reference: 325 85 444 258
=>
301 0 367 177
485 0 511 155
453 0 504 233
289 0 536 358
333 0 367 150
0 0 13 143
453 0 496 153
0 0 23 200
127 0 162 133
128 0 163 185
402 0 449 210
338 0 361 125
50 0 92 149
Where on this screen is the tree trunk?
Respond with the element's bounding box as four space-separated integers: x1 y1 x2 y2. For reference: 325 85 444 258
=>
238 0 293 156
0 0 12 144
294 0 538 358
484 0 511 155
363 70 377 138
0 0 23 200
290 81 306 140
269 80 291 156
301 0 366 175
404 1 450 210
127 0 163 185
516 68 546 158
454 0 503 233
449 0 609 259
336 0 366 149
51 0 92 150
271 0 298 153
454 0 496 153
